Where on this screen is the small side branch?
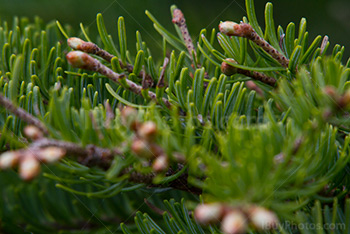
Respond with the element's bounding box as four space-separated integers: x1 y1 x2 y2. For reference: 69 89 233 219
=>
68 38 152 82
66 51 172 108
219 21 289 68
221 59 276 87
0 94 49 135
172 8 197 67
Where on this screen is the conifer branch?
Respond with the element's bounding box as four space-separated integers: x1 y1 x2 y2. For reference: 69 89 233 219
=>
66 51 172 108
68 37 152 81
219 21 289 67
0 93 49 135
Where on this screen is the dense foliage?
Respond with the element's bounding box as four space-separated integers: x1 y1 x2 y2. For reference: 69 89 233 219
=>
0 0 350 233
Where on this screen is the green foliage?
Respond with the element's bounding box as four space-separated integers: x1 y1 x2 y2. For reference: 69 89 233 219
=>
0 0 350 233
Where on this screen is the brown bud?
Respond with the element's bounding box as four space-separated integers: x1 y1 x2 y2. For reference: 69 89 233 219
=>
131 139 154 159
138 121 157 141
245 81 264 97
19 155 40 181
194 203 224 225
0 151 20 169
66 51 97 70
221 210 247 234
221 59 238 76
338 91 350 109
149 143 164 157
152 155 169 172
24 125 43 140
37 147 66 163
249 207 279 231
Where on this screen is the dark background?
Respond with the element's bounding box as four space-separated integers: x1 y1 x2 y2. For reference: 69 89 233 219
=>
0 0 349 58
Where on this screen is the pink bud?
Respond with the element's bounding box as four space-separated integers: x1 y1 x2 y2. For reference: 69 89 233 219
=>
19 155 40 181
0 151 20 169
67 37 85 50
37 147 66 163
194 203 224 225
249 207 279 230
219 21 239 36
138 121 157 141
66 51 97 70
152 155 169 172
131 139 154 159
221 211 247 234
24 125 43 140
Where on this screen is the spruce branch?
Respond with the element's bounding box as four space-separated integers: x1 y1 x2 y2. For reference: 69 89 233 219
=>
0 93 49 135
219 21 289 67
67 37 152 82
66 51 172 108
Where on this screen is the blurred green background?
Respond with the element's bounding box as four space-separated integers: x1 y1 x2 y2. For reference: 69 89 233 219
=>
0 0 349 57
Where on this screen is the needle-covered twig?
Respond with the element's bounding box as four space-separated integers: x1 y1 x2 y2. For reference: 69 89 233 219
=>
221 59 276 86
219 22 289 67
66 51 172 108
68 37 152 81
0 94 49 135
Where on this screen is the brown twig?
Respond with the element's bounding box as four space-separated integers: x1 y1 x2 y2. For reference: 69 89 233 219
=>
66 51 172 108
221 59 276 87
219 22 289 68
172 9 197 67
67 37 152 82
157 57 169 88
125 165 202 195
144 199 167 216
31 138 121 168
238 69 276 86
0 94 49 135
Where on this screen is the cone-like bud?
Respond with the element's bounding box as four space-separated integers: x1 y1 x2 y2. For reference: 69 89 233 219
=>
67 37 85 50
249 207 279 231
138 121 157 141
194 203 224 225
37 147 66 163
121 106 139 130
19 155 40 181
131 139 154 159
221 59 238 76
338 91 350 109
0 151 20 169
219 21 239 36
152 155 169 172
66 51 97 70
24 125 43 140
221 210 247 234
